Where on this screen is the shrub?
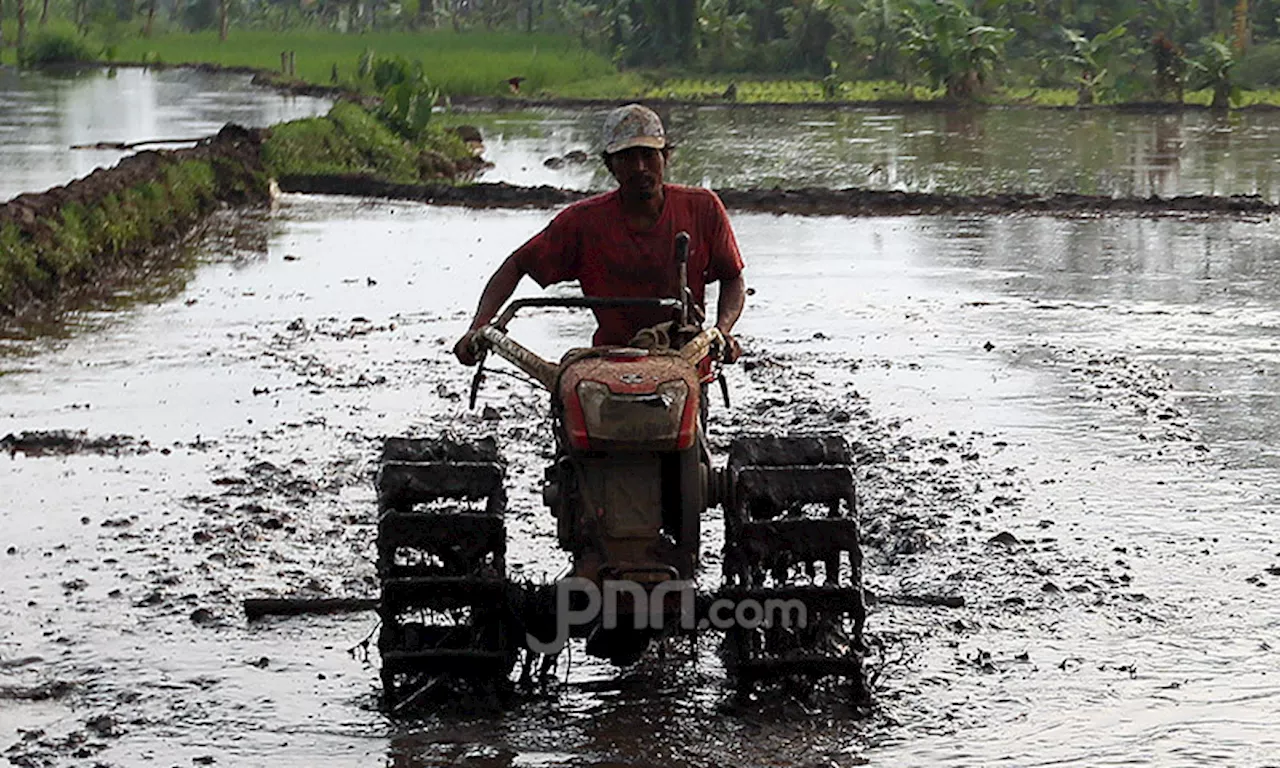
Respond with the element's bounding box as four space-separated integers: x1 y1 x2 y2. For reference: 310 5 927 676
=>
1235 42 1280 89
19 30 99 67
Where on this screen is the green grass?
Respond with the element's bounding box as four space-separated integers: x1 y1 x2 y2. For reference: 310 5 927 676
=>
996 87 1078 107
547 72 652 99
634 76 941 103
1184 87 1280 107
0 158 243 311
110 29 618 97
262 101 472 182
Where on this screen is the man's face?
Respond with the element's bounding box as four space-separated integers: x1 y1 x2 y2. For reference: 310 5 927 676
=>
606 146 668 201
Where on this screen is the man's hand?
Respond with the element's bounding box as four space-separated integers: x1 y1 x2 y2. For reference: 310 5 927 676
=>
453 330 482 366
719 331 743 364
714 275 746 364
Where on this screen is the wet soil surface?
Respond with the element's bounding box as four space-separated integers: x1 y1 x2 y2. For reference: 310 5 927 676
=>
3 197 1279 766
0 430 149 457
279 174 1280 218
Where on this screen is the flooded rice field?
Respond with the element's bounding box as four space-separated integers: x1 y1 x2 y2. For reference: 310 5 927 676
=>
0 67 330 203
3 73 1280 766
466 105 1280 200
3 198 1280 766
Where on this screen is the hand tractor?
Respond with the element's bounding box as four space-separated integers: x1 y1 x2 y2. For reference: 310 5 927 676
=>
374 234 865 711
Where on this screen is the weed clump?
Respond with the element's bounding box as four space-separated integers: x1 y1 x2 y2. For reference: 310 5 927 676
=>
18 29 100 67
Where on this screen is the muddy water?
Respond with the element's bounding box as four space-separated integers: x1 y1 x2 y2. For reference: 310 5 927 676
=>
461 106 1280 200
0 66 331 202
3 191 1280 765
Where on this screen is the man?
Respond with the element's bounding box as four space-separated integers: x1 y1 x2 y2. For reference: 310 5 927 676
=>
453 103 746 365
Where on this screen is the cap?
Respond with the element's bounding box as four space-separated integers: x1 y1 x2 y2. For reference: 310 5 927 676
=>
602 104 666 154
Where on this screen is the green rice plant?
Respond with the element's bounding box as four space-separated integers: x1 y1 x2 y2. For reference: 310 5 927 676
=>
999 86 1078 106
549 72 650 98
161 162 218 217
112 30 617 97
0 224 44 297
49 203 93 275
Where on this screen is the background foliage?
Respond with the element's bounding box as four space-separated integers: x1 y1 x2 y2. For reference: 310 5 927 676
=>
4 0 1280 103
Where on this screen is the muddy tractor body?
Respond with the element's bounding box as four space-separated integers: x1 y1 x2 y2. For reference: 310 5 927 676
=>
375 235 866 711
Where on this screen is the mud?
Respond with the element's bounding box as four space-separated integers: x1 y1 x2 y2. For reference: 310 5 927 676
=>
4 174 1280 764
276 175 1280 218
0 430 148 456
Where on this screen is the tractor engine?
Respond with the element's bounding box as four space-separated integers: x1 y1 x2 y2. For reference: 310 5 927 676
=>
544 348 708 589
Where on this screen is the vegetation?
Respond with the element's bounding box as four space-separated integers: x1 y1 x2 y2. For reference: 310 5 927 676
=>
262 100 472 181
17 24 98 65
1060 24 1131 105
0 157 242 312
113 29 619 97
1187 37 1241 108
6 0 1280 106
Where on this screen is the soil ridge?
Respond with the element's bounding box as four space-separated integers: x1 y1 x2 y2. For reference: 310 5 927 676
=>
277 174 1280 217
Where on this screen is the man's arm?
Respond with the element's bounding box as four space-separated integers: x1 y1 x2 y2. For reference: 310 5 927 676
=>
714 273 747 363
453 253 526 365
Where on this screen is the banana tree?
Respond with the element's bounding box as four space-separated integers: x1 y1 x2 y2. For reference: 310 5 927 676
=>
697 0 750 69
899 0 1013 100
1060 23 1129 104
850 0 900 78
779 0 847 75
1187 37 1240 109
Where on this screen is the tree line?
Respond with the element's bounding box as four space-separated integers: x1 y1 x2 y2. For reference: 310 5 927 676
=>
4 0 1280 104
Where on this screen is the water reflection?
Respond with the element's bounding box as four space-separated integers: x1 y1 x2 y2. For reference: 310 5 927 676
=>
458 105 1280 200
0 66 331 202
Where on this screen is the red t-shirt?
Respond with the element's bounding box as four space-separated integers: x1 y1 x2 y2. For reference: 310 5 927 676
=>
513 184 744 346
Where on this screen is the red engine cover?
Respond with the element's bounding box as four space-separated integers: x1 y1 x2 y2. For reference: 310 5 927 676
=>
559 351 701 451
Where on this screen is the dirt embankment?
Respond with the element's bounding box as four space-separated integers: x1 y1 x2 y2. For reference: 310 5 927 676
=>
278 175 1280 218
0 124 269 317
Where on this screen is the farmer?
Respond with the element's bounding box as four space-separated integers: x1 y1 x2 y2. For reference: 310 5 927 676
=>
453 103 746 365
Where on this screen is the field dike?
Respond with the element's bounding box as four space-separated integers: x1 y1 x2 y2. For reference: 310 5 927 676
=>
279 175 1280 218
0 124 268 317
0 102 479 320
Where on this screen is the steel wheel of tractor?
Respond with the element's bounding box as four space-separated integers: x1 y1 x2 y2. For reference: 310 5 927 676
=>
375 437 515 712
721 434 867 700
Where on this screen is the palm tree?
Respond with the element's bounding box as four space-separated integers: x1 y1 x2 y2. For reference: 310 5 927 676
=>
1232 0 1250 51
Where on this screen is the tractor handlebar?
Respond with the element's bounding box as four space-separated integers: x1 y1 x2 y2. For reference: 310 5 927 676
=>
469 323 726 407
493 297 682 331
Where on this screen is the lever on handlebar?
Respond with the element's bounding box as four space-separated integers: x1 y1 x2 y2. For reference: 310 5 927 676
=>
468 342 488 410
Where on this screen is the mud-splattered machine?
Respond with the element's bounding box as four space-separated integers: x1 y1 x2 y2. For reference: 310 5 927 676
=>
374 234 865 710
